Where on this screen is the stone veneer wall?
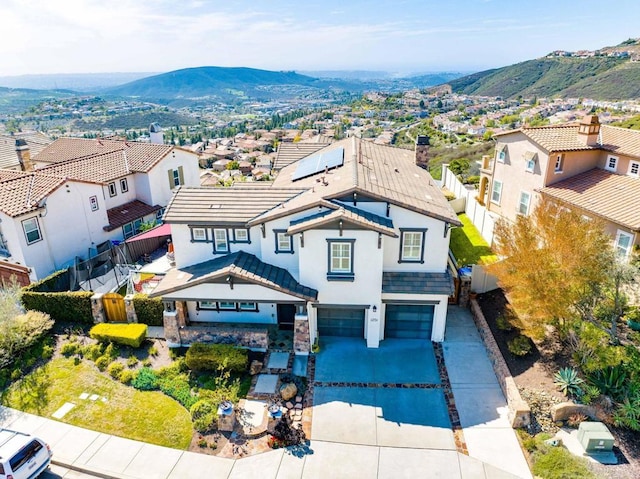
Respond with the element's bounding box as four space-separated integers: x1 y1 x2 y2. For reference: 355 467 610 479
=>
294 316 310 354
469 299 531 428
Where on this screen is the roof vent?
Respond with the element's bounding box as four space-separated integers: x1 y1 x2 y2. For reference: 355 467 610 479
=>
210 204 222 209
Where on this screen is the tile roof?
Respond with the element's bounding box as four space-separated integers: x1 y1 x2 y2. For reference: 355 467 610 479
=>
162 186 307 224
38 150 132 184
34 137 174 172
600 125 640 159
273 142 330 170
105 199 162 231
382 271 455 295
149 251 318 301
0 170 65 217
0 131 52 169
537 168 640 230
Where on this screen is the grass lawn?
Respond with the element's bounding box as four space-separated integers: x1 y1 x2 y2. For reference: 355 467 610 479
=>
1 357 193 449
450 213 497 266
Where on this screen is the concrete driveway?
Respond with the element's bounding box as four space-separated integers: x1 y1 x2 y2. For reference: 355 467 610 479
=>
311 337 456 450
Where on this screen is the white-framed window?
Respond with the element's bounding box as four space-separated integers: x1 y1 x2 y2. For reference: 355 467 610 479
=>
218 301 236 310
496 145 506 163
605 156 618 172
213 228 228 253
518 191 531 215
198 301 217 310
120 178 128 193
554 154 564 173
89 195 99 211
491 179 503 205
525 159 535 172
0 227 9 256
399 229 426 263
629 161 640 178
239 302 258 311
22 217 42 244
274 230 293 253
615 230 634 258
233 228 249 243
108 182 117 197
328 240 354 277
192 227 207 242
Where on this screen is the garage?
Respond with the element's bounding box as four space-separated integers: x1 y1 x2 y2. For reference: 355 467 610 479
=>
384 304 434 339
317 307 365 337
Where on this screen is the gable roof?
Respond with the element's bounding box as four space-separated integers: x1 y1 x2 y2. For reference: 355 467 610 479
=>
149 251 318 301
537 168 640 231
273 142 331 170
0 170 65 217
0 132 52 169
37 150 133 184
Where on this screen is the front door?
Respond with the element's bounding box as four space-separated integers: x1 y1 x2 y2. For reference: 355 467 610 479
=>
277 304 296 330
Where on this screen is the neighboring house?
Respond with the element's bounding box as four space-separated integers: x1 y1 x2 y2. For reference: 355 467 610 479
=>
479 115 640 258
150 137 461 351
0 137 200 281
0 131 52 170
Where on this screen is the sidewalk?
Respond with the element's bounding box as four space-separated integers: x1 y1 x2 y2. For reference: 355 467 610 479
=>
443 306 532 479
0 404 520 479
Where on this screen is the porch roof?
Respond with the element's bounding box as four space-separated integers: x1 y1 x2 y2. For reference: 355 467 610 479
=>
149 251 318 301
382 271 454 296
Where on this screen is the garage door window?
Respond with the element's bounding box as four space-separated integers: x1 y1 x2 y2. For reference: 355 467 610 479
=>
399 228 426 263
327 239 355 281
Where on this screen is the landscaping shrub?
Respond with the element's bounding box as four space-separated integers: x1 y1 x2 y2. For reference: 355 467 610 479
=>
531 444 595 479
190 400 216 432
495 315 514 331
95 356 110 372
157 370 197 410
89 323 147 348
41 344 54 360
148 345 158 357
587 364 628 401
119 369 134 384
132 294 164 326
553 368 584 398
104 342 119 359
108 361 125 380
185 343 248 373
61 342 81 357
507 335 532 356
82 344 104 361
131 367 159 390
127 355 139 368
613 392 640 431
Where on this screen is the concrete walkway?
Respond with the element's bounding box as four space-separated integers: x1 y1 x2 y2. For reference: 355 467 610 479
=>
444 306 532 479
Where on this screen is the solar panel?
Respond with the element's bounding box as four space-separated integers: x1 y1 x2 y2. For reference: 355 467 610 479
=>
291 147 344 181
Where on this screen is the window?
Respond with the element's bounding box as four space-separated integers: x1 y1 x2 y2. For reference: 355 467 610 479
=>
615 230 634 258
218 301 236 310
496 145 506 163
399 229 426 263
197 301 258 312
274 230 293 254
108 182 117 197
89 195 99 211
120 178 128 193
168 166 184 189
22 217 42 244
191 227 207 242
198 301 217 310
518 191 531 215
239 302 258 311
213 228 228 253
629 161 640 178
233 228 249 243
554 154 564 173
491 180 503 205
10 440 43 473
0 227 9 256
123 223 134 239
327 239 355 281
156 208 165 220
524 152 537 173
605 156 618 172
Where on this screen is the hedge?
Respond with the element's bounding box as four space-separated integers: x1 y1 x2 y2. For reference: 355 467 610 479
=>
185 343 248 373
21 290 93 323
90 323 148 348
132 293 164 326
23 269 70 293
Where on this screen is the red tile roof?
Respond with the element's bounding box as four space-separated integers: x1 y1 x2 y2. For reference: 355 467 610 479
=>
105 200 162 231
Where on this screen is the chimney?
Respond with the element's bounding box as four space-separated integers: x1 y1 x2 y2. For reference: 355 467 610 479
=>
415 135 430 170
15 139 34 171
577 115 600 146
149 122 164 144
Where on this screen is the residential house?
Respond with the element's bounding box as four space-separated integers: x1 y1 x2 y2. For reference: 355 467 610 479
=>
479 115 640 258
0 131 52 170
150 137 461 351
0 137 199 281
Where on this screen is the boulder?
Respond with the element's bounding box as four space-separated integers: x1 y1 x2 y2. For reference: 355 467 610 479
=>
249 360 263 375
280 382 298 401
551 402 596 422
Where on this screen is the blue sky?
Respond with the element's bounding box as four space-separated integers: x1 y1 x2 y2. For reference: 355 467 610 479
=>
0 0 638 76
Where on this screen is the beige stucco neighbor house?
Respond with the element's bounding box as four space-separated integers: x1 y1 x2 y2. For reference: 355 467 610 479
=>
479 115 640 258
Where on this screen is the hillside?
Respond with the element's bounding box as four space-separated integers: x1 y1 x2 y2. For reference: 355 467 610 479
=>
448 56 630 99
0 86 75 113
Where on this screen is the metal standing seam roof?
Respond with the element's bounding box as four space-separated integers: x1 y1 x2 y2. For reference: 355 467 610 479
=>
382 271 455 296
537 168 640 231
0 170 66 217
149 250 318 301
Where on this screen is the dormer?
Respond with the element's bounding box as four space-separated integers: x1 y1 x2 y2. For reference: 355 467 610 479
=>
577 115 600 146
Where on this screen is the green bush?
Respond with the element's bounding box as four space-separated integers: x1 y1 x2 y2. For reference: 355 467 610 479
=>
554 368 584 398
148 345 158 357
190 400 216 432
132 294 164 326
104 342 119 359
83 344 104 361
496 315 514 331
157 371 197 410
587 365 628 401
185 343 248 373
108 361 125 380
95 356 110 371
531 444 595 479
21 271 93 323
508 335 532 356
41 344 54 360
89 323 147 348
127 355 139 368
613 392 640 430
119 369 134 384
131 367 159 390
61 342 81 357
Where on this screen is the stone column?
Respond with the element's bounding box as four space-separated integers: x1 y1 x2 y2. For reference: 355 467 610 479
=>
458 276 472 308
293 314 310 355
176 300 189 327
91 293 106 323
124 294 138 323
163 311 180 347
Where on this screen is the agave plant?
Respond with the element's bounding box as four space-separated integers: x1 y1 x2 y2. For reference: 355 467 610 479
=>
554 367 584 398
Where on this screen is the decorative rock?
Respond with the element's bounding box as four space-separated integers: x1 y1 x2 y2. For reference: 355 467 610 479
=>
295 396 303 403
280 382 298 401
294 403 303 410
249 360 263 375
551 402 596 422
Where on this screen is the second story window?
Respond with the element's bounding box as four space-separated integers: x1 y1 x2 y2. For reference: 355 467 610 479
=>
615 230 633 258
274 230 293 254
491 180 503 205
120 178 128 193
191 227 207 242
168 167 184 189
89 195 99 211
108 182 117 197
0 227 9 256
213 228 228 253
524 152 536 173
327 239 355 281
518 191 531 216
233 228 250 243
629 161 640 178
554 154 564 173
496 144 507 163
22 217 43 245
399 229 426 263
605 156 618 172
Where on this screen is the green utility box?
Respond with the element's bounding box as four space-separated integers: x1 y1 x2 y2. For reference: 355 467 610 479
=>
577 422 614 453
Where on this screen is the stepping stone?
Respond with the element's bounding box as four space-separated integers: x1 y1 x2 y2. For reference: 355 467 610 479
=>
267 352 289 369
294 403 302 410
79 392 89 400
89 394 99 401
292 356 308 376
295 396 303 403
240 400 267 429
254 374 278 394
52 402 75 419
286 401 294 409
101 397 108 402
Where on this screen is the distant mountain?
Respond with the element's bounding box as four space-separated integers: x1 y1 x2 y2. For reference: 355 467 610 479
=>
447 38 640 100
0 72 156 92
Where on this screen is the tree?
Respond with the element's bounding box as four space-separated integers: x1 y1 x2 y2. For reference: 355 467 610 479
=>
486 199 614 339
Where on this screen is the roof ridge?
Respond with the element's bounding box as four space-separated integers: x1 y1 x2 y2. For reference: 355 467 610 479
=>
351 136 359 188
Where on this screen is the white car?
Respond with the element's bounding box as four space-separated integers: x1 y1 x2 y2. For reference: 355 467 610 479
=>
0 429 52 479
